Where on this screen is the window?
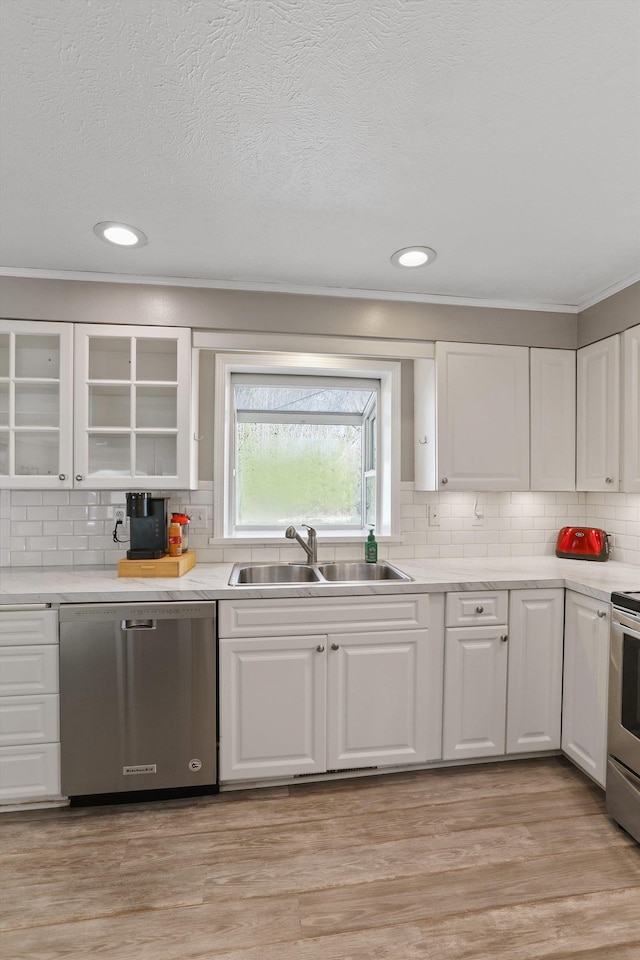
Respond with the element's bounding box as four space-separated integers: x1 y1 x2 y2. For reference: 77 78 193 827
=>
213 353 401 541
233 375 377 529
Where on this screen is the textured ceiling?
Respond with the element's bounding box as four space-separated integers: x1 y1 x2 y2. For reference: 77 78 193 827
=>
0 0 639 309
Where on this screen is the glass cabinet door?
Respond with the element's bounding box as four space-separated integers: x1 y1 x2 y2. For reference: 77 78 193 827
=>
0 320 73 488
74 325 192 489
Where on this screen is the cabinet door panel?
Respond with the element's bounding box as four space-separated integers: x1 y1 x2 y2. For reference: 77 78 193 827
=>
0 608 57 645
327 629 442 770
445 591 508 627
622 324 640 493
0 645 58 696
562 592 610 787
0 743 60 801
576 335 620 491
73 324 193 490
530 348 576 491
435 342 529 490
443 627 508 760
219 635 326 782
0 320 73 489
0 694 59 745
507 589 563 753
219 594 432 638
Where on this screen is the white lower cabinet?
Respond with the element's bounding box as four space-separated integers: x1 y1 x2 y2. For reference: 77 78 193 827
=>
219 634 327 781
0 607 61 803
506 589 564 753
218 594 444 783
326 629 441 770
443 589 564 761
443 624 508 760
561 591 610 788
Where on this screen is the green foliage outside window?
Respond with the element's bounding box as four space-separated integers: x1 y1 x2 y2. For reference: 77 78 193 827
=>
236 421 362 526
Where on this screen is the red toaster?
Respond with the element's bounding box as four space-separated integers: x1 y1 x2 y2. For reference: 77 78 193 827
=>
555 527 610 561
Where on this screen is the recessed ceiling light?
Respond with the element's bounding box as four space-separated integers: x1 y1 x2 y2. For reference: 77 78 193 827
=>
93 221 147 248
390 246 437 268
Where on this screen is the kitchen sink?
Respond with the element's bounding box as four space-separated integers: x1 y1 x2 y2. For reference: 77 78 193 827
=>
228 560 412 585
316 561 411 581
229 564 323 585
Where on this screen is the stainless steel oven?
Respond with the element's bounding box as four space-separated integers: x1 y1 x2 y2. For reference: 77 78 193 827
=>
607 592 640 842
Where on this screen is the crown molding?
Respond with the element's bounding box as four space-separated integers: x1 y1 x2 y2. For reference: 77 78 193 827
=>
0 266 578 315
576 272 640 312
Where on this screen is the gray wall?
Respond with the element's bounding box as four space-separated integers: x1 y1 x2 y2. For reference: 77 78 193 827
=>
0 276 577 348
577 281 640 347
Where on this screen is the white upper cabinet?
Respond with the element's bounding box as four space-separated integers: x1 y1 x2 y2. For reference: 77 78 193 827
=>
622 323 640 493
73 324 194 490
435 342 529 490
0 320 74 488
530 348 576 491
576 334 620 491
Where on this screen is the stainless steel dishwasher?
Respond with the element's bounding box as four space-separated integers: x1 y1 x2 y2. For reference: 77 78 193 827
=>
59 601 217 802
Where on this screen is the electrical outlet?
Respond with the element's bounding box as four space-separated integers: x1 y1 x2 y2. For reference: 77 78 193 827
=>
115 508 126 523
428 505 440 527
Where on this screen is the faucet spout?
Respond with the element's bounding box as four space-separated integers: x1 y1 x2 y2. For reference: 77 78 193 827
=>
285 524 317 564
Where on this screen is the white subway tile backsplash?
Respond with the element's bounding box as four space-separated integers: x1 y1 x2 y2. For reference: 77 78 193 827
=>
1 486 638 568
10 492 43 507
70 491 100 505
42 491 70 506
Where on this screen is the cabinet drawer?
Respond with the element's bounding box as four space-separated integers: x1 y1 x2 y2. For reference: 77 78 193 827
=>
0 646 59 696
0 609 57 646
219 593 436 638
0 695 59 746
445 592 508 627
0 743 61 802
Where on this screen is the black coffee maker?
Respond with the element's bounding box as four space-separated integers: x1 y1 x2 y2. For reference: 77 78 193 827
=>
126 492 169 560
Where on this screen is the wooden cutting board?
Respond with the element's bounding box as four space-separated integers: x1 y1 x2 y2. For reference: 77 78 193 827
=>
117 550 196 578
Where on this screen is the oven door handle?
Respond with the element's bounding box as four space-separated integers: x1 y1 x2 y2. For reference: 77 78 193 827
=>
612 609 640 634
609 756 640 795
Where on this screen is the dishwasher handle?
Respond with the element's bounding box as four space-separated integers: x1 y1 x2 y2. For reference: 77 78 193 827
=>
121 619 157 631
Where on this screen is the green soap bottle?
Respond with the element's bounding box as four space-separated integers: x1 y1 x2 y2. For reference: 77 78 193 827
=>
365 526 378 563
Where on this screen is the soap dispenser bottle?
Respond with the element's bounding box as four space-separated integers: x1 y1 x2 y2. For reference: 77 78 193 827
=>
365 526 377 563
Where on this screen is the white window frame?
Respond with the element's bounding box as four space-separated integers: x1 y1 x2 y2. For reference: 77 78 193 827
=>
213 352 401 542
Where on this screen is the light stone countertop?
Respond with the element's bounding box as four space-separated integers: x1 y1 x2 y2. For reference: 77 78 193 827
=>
0 556 637 606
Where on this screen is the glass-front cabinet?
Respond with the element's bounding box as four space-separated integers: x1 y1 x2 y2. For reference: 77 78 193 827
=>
74 324 192 489
0 320 74 488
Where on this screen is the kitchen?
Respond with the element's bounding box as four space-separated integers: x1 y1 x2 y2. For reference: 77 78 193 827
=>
1 1 640 958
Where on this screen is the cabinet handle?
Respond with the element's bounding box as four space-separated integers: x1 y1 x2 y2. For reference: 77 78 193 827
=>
597 610 607 618
331 643 340 651
316 644 325 653
500 634 508 642
605 477 614 484
441 477 448 484
58 474 66 481
476 605 484 614
75 474 84 482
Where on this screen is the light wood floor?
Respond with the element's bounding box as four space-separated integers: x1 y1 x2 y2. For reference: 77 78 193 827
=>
1 757 639 960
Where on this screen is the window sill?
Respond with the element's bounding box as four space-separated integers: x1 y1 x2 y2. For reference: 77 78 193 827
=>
208 534 403 547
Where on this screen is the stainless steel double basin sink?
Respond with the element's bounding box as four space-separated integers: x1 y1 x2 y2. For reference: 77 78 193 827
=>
228 560 412 585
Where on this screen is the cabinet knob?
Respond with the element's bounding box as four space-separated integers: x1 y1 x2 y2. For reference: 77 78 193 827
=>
331 643 340 651
316 644 325 653
476 605 484 614
58 474 66 481
441 477 448 484
597 610 607 618
500 634 508 642
605 477 614 484
75 474 84 482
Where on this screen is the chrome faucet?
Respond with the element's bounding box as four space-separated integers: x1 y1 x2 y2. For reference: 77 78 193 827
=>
285 524 317 564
